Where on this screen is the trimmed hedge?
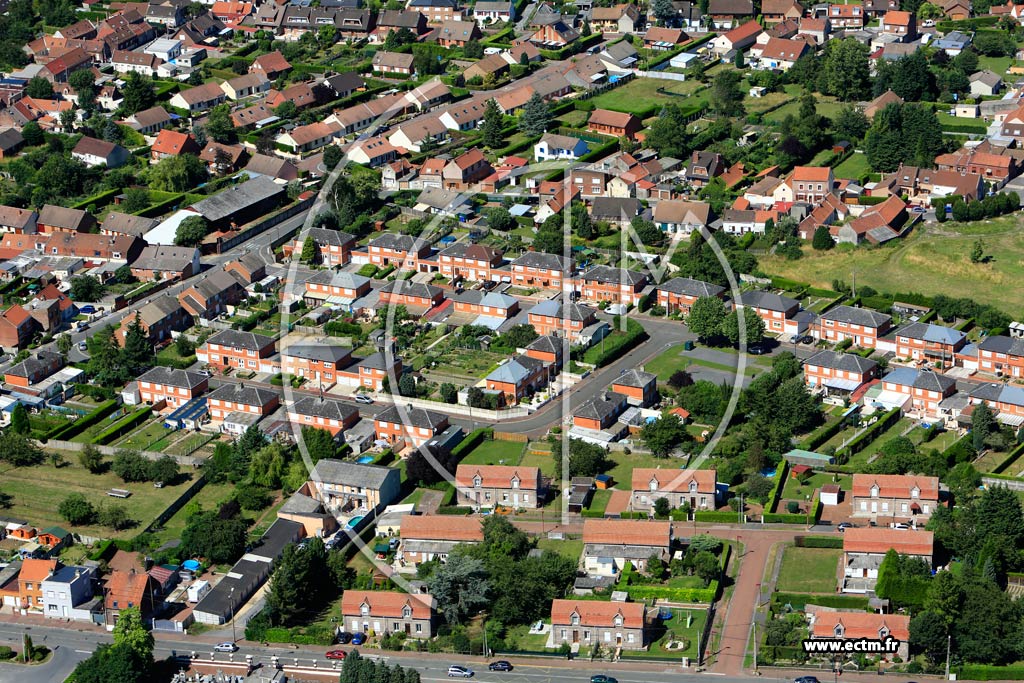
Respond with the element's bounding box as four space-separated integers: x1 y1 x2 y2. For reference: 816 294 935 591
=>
991 441 1024 475
626 581 718 603
619 511 647 519
959 665 1024 681
91 406 152 445
766 460 789 513
800 418 847 451
450 427 493 462
581 509 606 518
772 592 869 610
437 506 474 515
694 510 739 523
581 318 647 367
796 536 843 549
44 400 120 441
71 188 121 211
835 406 901 462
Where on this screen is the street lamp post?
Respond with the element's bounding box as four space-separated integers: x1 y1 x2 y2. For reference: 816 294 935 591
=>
229 587 237 644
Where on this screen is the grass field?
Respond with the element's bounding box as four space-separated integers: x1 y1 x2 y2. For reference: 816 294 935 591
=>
587 77 703 115
621 607 708 661
978 55 1014 80
536 537 583 560
151 481 235 547
459 438 526 466
0 458 204 539
781 473 851 502
606 452 696 490
833 152 871 181
519 450 559 479
776 547 841 593
645 345 769 381
761 215 1024 317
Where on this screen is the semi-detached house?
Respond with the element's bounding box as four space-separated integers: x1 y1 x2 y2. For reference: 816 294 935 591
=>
207 383 280 420
582 519 671 576
631 467 717 511
374 405 449 448
455 464 543 509
815 305 892 348
550 600 647 650
281 345 354 387
287 395 359 436
196 330 277 373
851 474 939 523
578 265 648 305
396 514 483 570
892 322 966 367
655 277 725 315
977 334 1024 378
342 591 436 638
136 366 209 409
802 350 879 396
168 81 226 112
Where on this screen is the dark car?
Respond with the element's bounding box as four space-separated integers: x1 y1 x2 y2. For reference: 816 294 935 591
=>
795 676 820 683
800 335 814 344
591 676 618 683
488 661 513 672
336 632 353 644
748 345 768 355
351 632 366 645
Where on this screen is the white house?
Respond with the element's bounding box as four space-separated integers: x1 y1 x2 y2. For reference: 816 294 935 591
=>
534 133 590 161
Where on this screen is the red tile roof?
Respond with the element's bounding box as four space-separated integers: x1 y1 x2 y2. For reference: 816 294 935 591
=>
582 519 671 546
455 465 541 490
151 129 197 156
852 474 939 500
551 599 646 628
843 528 934 556
341 590 435 619
811 612 910 641
632 467 716 493
400 514 484 542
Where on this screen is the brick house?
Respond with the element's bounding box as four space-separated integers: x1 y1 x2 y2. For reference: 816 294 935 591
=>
287 396 359 436
653 199 713 236
582 519 671 576
130 245 200 281
803 350 879 396
291 229 356 267
207 383 280 420
578 265 648 305
4 351 63 390
435 19 482 46
136 366 209 409
735 290 801 336
0 206 38 234
525 335 564 367
893 322 966 367
0 305 39 351
397 515 483 569
451 291 520 319
587 109 642 140
13 559 59 611
303 271 372 307
341 591 436 638
485 354 548 404
550 600 646 650
511 252 574 289
977 335 1024 378
573 391 628 431
842 528 933 593
851 474 940 523
877 367 957 419
785 166 834 203
810 613 910 660
631 468 717 511
827 3 863 29
352 233 431 269
37 205 96 234
655 277 726 315
815 305 893 348
438 243 502 281
374 405 449 448
528 300 598 340
115 297 191 347
177 268 246 320
150 129 200 162
249 50 291 80
104 569 160 624
379 281 446 313
196 330 276 373
455 464 543 509
881 9 915 40
442 148 493 191
612 369 657 407
281 345 353 387
345 352 402 392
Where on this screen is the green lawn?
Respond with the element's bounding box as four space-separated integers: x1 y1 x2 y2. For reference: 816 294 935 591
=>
781 473 851 503
587 77 703 115
156 344 197 368
536 537 583 561
458 439 525 466
151 481 235 546
620 607 708 661
978 55 1013 80
937 112 987 133
0 457 205 540
588 488 613 515
116 420 176 450
833 152 871 181
845 418 914 470
605 453 703 490
776 547 841 593
762 214 1024 317
519 450 559 479
645 345 767 381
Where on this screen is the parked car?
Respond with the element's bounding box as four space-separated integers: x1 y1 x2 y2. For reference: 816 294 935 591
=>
800 335 814 344
325 650 347 660
591 676 618 683
350 632 366 645
79 305 96 314
795 677 820 683
354 394 373 405
78 341 88 351
837 522 855 532
789 334 802 343
748 345 767 355
336 632 353 644
892 523 910 530
214 642 238 653
447 666 474 678
488 661 513 671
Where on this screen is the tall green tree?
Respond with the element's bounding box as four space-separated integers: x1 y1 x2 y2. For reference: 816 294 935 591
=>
9 403 28 435
481 98 505 149
640 416 690 458
822 38 871 100
300 236 318 263
721 306 766 347
709 70 744 117
518 93 551 136
112 606 154 662
174 215 208 247
686 295 727 341
204 103 237 143
972 400 995 452
427 552 490 625
121 72 156 115
122 317 155 376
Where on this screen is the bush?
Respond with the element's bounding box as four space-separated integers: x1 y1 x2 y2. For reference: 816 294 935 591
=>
91 406 152 445
236 484 272 511
694 510 739 523
959 665 1024 681
449 428 493 462
112 450 152 483
580 318 647 367
46 400 119 440
0 646 12 660
437 506 473 515
797 536 843 549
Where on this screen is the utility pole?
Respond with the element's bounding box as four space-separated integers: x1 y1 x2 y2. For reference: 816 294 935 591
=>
945 634 951 680
230 587 237 644
752 619 757 674
738 493 744 525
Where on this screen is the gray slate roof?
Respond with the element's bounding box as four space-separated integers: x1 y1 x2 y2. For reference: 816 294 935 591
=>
137 366 207 389
207 329 275 352
376 404 447 429
292 395 358 422
820 305 891 328
209 383 279 407
803 350 878 374
655 277 725 298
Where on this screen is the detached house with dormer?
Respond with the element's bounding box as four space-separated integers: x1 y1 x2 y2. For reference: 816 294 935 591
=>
851 474 939 523
631 468 717 512
550 600 647 650
455 465 543 509
582 519 672 576
811 613 910 660
341 591 436 639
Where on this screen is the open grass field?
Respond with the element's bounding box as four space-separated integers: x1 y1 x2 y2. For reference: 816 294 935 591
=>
151 481 235 547
0 457 203 539
536 537 584 561
519 450 559 479
776 547 841 593
606 452 697 490
459 438 526 466
833 152 872 181
761 215 1024 317
587 77 703 115
645 345 769 381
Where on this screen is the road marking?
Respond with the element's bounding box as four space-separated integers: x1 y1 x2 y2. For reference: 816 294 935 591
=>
75 650 92 654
